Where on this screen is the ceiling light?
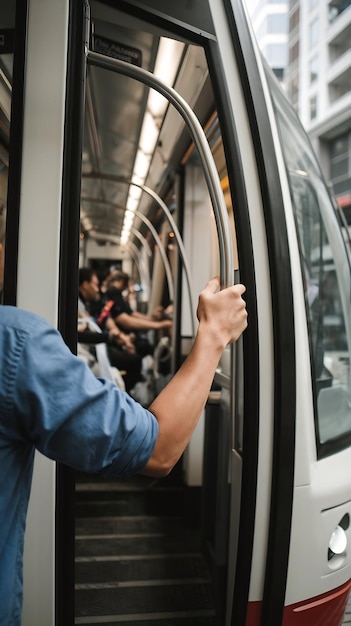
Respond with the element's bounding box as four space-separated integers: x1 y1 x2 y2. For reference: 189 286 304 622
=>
139 111 160 154
126 196 139 213
129 185 143 201
123 36 184 244
123 210 134 227
148 38 184 119
133 149 151 181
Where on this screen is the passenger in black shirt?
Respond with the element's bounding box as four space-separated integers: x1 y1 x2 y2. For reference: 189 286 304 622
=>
79 268 142 391
98 270 172 357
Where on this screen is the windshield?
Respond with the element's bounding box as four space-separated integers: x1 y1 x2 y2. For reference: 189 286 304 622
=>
266 68 351 456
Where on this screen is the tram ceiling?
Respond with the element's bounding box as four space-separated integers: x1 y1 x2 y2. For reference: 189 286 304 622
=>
80 1 213 250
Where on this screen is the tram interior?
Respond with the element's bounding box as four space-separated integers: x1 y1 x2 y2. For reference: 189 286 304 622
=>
75 2 230 623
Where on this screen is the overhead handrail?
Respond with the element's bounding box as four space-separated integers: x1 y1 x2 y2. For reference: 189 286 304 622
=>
86 228 148 293
86 50 234 289
82 182 193 334
81 196 176 309
130 228 152 258
125 239 150 295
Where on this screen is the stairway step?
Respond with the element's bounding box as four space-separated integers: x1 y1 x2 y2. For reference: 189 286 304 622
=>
76 489 184 518
75 554 210 585
75 530 202 558
76 515 184 536
75 582 216 618
74 470 219 625
75 616 220 625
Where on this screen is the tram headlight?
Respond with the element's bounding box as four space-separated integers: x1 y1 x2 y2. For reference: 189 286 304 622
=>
328 525 347 560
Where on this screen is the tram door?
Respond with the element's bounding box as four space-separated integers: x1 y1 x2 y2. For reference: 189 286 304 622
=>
207 2 351 625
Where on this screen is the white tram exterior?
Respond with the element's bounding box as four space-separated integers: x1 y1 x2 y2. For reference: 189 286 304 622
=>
1 0 351 625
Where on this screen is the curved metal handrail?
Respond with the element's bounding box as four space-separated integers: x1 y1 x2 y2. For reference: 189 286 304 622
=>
81 196 175 307
87 50 233 289
82 182 193 334
87 229 149 293
130 228 152 258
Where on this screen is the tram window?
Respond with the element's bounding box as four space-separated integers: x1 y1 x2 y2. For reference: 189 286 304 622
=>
267 70 351 456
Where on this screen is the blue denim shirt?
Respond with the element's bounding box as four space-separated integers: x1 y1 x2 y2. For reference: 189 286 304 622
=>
0 306 158 625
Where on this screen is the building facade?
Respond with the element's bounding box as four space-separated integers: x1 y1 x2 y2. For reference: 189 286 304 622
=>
248 0 351 222
287 0 351 220
248 0 290 81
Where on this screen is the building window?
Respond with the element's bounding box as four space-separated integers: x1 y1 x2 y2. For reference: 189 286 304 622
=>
329 22 351 63
273 67 285 81
309 18 319 47
329 0 351 23
267 14 288 34
288 73 299 110
310 94 317 120
329 66 351 103
310 56 318 83
289 41 299 63
329 134 351 211
330 135 350 181
264 43 288 67
290 5 300 31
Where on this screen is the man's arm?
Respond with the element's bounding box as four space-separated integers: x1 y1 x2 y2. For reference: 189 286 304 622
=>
116 311 172 333
77 330 109 344
142 277 247 477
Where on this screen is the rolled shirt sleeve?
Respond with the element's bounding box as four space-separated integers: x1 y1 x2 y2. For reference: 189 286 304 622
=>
5 310 158 476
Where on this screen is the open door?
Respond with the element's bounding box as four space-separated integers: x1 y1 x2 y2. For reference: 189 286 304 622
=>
211 1 351 624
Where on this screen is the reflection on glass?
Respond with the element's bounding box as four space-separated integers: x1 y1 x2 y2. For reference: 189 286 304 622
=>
267 69 351 453
0 5 15 301
0 5 15 87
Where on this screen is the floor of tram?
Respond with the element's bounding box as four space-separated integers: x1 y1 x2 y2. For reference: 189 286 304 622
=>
74 467 222 626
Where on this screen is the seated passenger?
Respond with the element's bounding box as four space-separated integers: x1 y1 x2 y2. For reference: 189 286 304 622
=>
98 270 172 356
77 317 126 391
78 268 142 392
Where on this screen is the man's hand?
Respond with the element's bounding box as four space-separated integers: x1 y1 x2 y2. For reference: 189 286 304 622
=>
120 331 136 354
109 328 136 353
196 276 247 349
